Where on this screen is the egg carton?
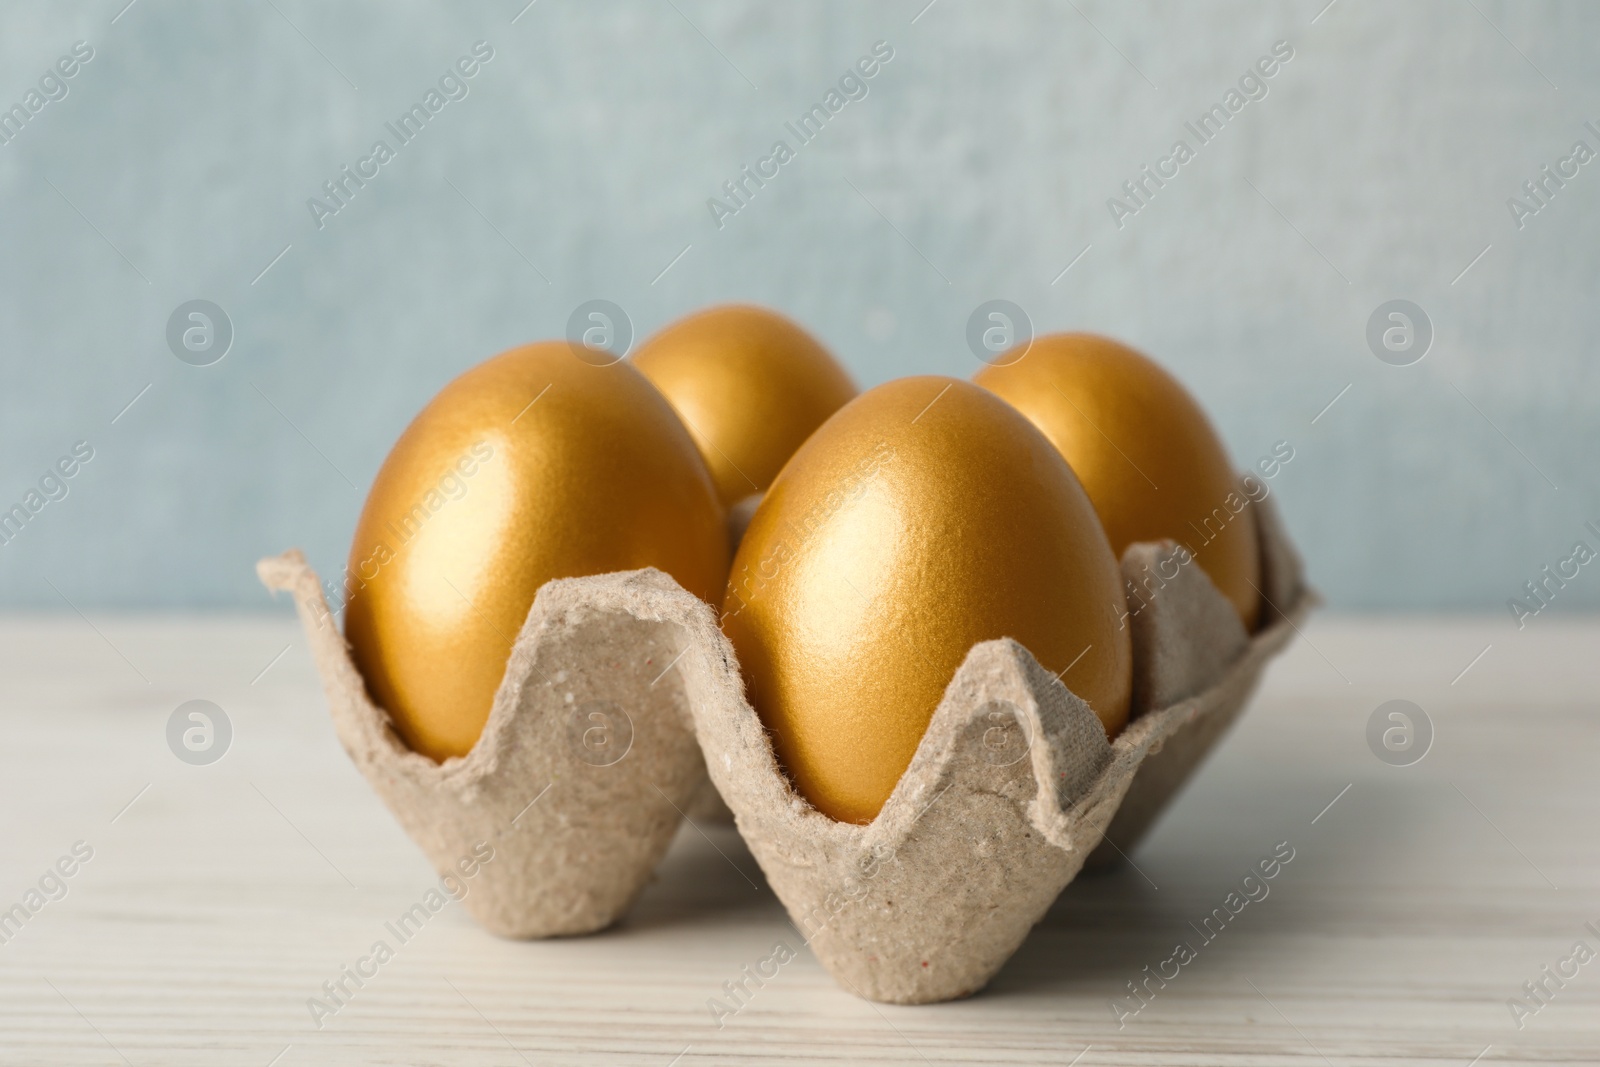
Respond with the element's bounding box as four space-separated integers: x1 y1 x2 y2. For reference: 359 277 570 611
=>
256 493 1309 1003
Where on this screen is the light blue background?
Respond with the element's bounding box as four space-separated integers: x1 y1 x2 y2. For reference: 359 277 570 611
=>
0 0 1594 614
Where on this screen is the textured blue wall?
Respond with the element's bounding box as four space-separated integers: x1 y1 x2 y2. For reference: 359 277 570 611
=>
0 0 1594 614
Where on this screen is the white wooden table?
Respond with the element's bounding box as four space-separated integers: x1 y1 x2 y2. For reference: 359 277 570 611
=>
0 614 1594 1065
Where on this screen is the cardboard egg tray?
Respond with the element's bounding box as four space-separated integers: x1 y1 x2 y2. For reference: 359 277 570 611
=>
257 494 1310 1004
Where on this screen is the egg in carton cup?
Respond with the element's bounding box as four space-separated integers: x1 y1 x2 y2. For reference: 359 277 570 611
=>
257 549 712 938
256 482 1308 1002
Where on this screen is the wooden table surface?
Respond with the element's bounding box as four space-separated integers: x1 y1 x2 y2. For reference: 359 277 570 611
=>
0 614 1594 1065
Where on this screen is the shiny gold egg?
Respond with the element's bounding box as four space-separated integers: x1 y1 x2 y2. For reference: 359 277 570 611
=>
974 333 1261 630
631 305 857 508
345 343 729 762
722 376 1132 824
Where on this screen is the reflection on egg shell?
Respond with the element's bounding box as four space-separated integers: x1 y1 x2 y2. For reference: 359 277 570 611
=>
631 305 858 508
346 343 728 763
722 376 1132 825
974 333 1261 630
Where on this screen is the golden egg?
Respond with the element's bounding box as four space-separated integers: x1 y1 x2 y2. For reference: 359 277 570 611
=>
722 376 1132 824
974 333 1261 630
345 343 728 762
631 305 857 508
